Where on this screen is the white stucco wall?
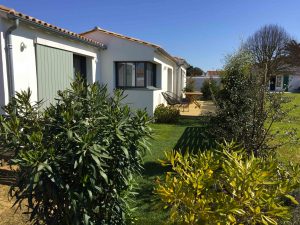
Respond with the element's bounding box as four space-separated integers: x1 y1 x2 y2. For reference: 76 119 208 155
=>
83 30 181 116
83 31 154 93
0 15 101 112
288 75 300 92
123 89 154 115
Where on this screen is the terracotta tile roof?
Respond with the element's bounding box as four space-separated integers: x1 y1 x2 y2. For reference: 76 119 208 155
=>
173 56 190 68
206 70 223 76
0 5 106 49
81 27 178 63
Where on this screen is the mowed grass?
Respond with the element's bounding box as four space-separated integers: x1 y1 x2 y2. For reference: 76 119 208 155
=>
133 116 213 225
274 93 300 163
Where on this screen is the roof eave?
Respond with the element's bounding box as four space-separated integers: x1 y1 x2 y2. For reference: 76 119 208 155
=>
155 48 178 64
7 13 107 50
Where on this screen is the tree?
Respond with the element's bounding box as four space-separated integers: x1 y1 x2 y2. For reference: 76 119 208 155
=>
285 40 300 67
187 66 204 77
211 50 297 156
243 24 291 82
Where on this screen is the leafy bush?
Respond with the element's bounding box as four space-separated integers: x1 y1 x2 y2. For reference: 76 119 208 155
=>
154 104 180 123
201 79 220 100
0 78 151 225
211 51 297 156
183 78 196 92
156 142 300 225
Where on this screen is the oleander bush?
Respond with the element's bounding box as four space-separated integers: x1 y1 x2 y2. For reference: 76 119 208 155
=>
0 77 151 225
154 104 180 124
156 142 300 225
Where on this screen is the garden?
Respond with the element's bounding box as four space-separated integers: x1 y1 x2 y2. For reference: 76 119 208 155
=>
1 24 300 225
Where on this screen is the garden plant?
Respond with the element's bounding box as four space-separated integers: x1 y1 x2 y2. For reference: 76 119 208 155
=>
0 77 151 225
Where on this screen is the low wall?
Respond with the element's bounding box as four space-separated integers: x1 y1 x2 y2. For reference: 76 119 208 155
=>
190 76 222 91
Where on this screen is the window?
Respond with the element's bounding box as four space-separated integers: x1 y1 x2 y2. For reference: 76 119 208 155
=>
116 62 156 88
73 54 87 80
276 76 282 87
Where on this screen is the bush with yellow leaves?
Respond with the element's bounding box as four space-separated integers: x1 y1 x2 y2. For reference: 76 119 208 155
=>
156 142 300 225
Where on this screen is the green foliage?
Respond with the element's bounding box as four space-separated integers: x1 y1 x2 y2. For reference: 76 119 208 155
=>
183 78 196 92
211 51 298 156
187 66 204 77
0 77 151 225
201 79 220 100
154 104 180 124
156 142 300 225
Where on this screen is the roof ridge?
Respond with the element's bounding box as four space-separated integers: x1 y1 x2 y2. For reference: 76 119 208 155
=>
81 26 161 48
81 26 180 63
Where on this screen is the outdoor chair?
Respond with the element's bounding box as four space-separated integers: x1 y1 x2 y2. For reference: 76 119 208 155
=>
161 91 189 112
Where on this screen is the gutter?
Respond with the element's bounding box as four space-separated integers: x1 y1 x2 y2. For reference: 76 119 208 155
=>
155 48 178 65
8 14 106 50
5 16 19 100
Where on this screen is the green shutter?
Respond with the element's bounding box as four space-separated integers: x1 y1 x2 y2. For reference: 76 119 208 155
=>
36 44 73 107
283 75 289 92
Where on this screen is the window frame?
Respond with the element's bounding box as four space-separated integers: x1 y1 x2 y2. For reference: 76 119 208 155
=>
115 61 156 88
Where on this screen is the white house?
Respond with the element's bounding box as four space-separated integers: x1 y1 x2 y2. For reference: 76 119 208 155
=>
269 75 300 92
81 27 188 115
0 5 106 113
0 5 188 116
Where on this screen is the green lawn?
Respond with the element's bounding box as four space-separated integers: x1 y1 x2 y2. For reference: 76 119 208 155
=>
133 93 300 224
133 116 216 225
275 93 300 163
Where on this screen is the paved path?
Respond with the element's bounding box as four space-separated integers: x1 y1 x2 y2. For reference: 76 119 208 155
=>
180 101 216 117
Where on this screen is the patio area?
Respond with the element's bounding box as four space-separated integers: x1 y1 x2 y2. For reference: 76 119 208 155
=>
180 100 216 116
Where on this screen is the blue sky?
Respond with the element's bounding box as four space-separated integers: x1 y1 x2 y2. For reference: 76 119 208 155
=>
1 0 300 71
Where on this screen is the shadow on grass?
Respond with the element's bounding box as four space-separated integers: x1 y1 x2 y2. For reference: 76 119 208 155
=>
176 115 211 126
134 117 217 224
142 162 172 177
174 126 216 153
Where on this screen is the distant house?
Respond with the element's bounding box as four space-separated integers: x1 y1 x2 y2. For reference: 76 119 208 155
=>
269 69 300 92
0 5 188 116
205 70 223 77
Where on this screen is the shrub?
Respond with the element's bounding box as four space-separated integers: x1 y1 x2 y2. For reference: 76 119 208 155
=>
156 142 300 225
211 51 297 156
154 104 180 123
201 79 219 100
183 78 196 92
0 77 151 225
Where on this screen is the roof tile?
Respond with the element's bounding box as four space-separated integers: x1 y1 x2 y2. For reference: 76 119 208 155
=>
0 4 105 48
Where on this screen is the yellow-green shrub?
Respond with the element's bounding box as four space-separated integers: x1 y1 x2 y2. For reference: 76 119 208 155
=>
156 142 300 225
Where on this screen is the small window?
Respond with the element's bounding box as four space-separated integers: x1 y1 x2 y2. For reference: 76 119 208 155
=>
116 62 156 88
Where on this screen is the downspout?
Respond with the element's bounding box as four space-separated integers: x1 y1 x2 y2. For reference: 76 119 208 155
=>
5 17 19 100
176 63 184 96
